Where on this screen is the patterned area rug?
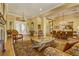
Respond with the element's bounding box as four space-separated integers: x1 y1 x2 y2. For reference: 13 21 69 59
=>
13 40 44 56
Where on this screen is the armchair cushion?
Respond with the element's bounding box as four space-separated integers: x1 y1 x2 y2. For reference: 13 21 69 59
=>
65 43 79 56
43 47 70 56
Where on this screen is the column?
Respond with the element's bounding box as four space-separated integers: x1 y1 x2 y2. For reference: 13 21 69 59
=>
43 17 47 38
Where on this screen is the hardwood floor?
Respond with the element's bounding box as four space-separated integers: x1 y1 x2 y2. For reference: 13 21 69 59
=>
0 38 15 56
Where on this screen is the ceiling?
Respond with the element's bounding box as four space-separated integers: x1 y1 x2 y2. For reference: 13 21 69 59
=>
7 3 64 18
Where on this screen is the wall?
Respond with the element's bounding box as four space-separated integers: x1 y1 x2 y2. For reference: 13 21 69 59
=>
6 14 16 30
0 3 8 54
30 16 50 36
53 12 79 31
30 17 43 36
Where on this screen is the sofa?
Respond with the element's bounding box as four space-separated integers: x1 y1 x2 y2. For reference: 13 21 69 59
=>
43 47 70 56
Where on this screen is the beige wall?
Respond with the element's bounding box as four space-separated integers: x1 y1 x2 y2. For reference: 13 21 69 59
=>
6 14 16 30
30 16 50 36
30 17 43 36
0 3 8 51
53 12 79 31
6 13 32 35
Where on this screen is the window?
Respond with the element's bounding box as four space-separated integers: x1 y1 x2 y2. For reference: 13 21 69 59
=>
15 21 26 34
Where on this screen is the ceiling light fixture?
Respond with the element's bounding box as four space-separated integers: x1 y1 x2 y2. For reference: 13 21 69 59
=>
40 8 42 11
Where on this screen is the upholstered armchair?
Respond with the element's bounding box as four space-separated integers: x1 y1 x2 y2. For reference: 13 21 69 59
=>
63 40 79 52
43 47 70 56
11 30 23 43
7 30 12 38
65 43 79 56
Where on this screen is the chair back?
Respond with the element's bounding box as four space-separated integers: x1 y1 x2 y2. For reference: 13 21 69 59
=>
11 30 18 36
7 30 12 35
